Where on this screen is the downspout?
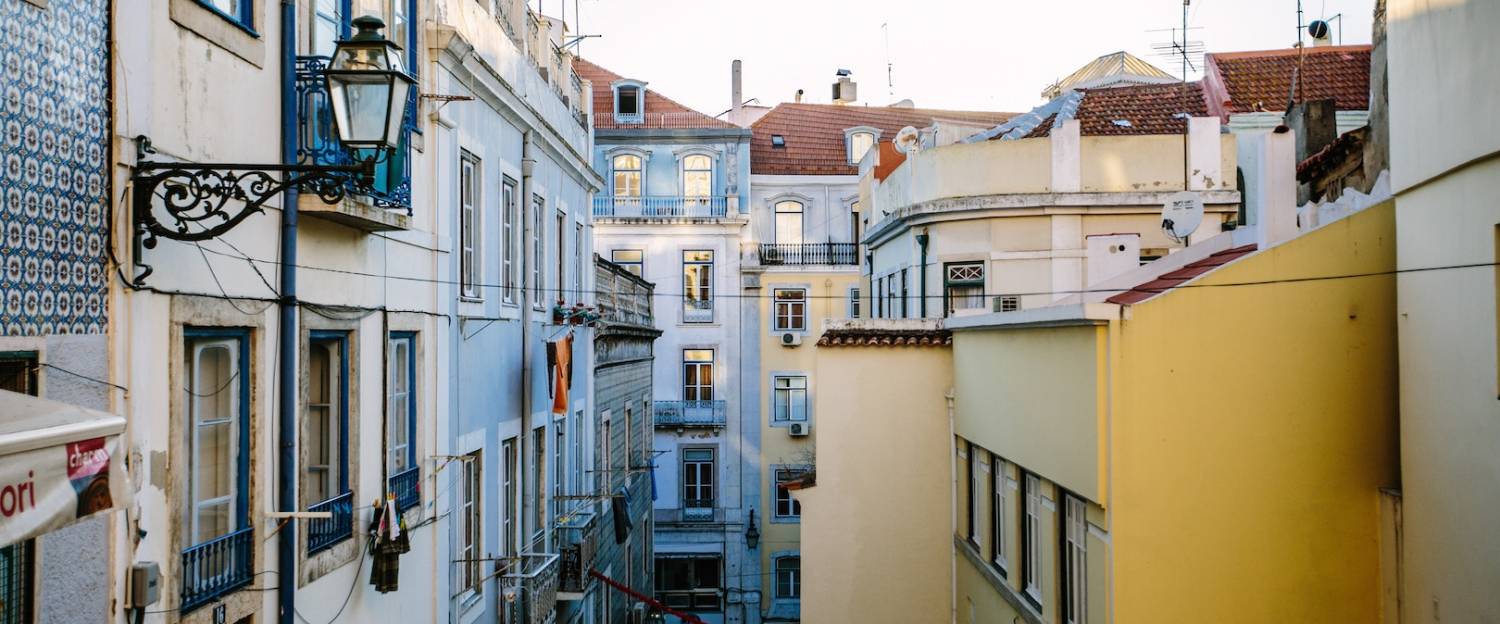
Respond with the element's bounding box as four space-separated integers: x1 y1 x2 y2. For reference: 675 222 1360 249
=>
916 231 929 318
945 389 957 624
519 130 536 557
277 3 300 624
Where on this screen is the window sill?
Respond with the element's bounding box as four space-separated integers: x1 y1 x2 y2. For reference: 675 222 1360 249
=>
769 420 810 429
170 0 265 67
954 534 1043 624
769 515 801 525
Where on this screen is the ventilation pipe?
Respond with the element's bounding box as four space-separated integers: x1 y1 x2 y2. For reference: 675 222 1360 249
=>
519 130 537 556
731 60 743 119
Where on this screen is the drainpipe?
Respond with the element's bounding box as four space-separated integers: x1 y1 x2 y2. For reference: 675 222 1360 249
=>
945 388 957 624
519 130 536 557
277 3 300 623
915 231 929 318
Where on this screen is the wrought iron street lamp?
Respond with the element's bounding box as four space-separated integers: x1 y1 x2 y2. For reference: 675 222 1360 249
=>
130 16 414 282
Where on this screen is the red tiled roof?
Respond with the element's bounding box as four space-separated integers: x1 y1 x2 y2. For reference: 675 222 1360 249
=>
1105 244 1258 305
815 328 953 347
1072 81 1207 136
751 103 1014 175
1203 45 1371 117
572 58 737 130
1297 126 1367 182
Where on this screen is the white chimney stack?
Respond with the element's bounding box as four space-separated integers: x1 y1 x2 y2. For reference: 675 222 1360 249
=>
1250 130 1297 249
731 60 743 119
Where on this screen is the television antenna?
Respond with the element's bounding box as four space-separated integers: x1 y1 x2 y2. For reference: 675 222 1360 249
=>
882 22 896 100
1150 1 1202 190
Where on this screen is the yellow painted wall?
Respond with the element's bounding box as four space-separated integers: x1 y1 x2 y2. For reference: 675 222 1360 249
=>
755 269 860 616
1111 201 1399 623
797 342 954 623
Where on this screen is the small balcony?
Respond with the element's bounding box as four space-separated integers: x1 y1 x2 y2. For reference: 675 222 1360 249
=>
555 509 597 598
388 466 421 513
682 498 715 522
307 491 354 555
657 588 723 612
758 242 859 266
180 527 255 612
294 56 412 231
593 196 730 219
501 552 560 624
655 400 727 428
593 112 740 130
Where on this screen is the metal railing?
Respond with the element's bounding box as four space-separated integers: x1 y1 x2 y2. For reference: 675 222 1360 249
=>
592 195 730 218
595 261 654 327
307 491 354 555
502 553 560 624
654 400 727 427
295 56 413 213
758 243 860 266
388 466 421 512
656 588 724 611
180 527 255 612
555 510 597 594
683 297 714 323
592 112 737 129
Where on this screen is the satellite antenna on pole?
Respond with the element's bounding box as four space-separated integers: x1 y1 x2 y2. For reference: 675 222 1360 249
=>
893 126 921 154
1161 191 1204 244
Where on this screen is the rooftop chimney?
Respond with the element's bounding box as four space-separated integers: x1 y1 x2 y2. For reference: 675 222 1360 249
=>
731 60 743 118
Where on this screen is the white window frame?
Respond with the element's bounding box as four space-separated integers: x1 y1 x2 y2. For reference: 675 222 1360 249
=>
188 337 242 545
848 286 861 319
773 468 806 520
459 151 481 300
773 555 801 599
945 261 987 316
682 250 714 323
772 375 808 423
611 249 643 277
611 153 643 198
502 437 517 555
969 448 982 547
681 154 714 200
1023 472 1043 606
682 447 716 509
992 456 1010 573
773 200 804 246
502 176 518 304
843 126 881 165
460 450 483 594
531 195 545 308
772 288 807 332
1064 495 1087 624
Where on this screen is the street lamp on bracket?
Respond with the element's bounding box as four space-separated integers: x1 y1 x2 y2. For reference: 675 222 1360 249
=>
130 16 414 283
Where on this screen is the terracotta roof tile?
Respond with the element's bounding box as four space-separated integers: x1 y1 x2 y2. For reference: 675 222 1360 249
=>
1106 244 1258 305
1204 45 1371 115
572 57 737 130
815 328 953 347
751 103 1014 175
1071 81 1208 136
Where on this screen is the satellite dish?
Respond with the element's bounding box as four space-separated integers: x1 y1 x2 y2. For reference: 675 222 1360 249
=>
893 126 921 154
1161 191 1204 243
1308 19 1331 40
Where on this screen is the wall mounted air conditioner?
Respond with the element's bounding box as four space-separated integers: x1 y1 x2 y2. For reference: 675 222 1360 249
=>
789 422 811 437
780 332 802 347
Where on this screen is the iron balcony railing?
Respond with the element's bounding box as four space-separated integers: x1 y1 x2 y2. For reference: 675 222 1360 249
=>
683 297 714 323
758 242 859 266
295 56 414 213
388 466 421 512
555 510 597 594
655 400 726 428
502 553 560 624
180 527 255 612
592 112 738 130
307 491 354 555
592 196 729 218
656 588 724 611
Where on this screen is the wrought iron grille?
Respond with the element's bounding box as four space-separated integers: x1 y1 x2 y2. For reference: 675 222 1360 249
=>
0 540 34 624
592 196 729 218
180 527 255 612
758 242 859 266
388 466 421 512
307 490 355 555
295 56 414 213
654 400 727 427
502 553 560 624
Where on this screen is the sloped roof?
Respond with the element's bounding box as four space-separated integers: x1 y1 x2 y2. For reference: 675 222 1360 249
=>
750 103 1014 175
815 327 953 347
572 58 737 130
1042 51 1178 100
977 82 1206 140
1202 45 1372 116
1105 244 1258 305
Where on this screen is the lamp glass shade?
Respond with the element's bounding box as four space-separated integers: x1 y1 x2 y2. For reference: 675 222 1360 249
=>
325 16 414 151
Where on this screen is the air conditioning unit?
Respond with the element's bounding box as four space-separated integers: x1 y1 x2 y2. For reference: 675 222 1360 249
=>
630 602 649 624
780 332 802 347
788 422 811 437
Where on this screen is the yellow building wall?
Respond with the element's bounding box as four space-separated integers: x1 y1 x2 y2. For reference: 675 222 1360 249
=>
1111 201 1399 623
755 270 860 617
797 343 954 623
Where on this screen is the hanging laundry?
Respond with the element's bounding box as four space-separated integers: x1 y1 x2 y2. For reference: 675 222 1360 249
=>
368 494 411 593
549 335 573 415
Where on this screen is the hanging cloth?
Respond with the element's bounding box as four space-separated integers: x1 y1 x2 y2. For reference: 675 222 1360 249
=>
550 335 573 415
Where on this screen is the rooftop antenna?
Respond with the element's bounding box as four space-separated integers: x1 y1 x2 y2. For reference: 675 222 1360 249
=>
882 22 895 100
1150 2 1202 189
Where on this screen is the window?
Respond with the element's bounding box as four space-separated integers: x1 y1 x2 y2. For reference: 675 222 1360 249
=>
387 333 417 477
601 416 613 490
656 556 723 611
185 330 250 546
683 350 714 402
532 195 544 305
848 131 876 164
848 287 861 319
770 135 785 148
850 201 861 244
945 262 986 315
459 450 482 593
774 556 801 599
554 420 566 502
0 353 36 624
573 410 586 496
311 0 343 56
682 448 715 510
773 201 803 245
531 428 546 541
503 177 518 303
875 277 884 318
772 376 807 423
0 352 37 395
772 288 806 332
616 86 642 117
682 251 714 323
556 211 566 304
624 403 634 474
306 333 348 506
612 155 642 198
459 152 481 299
900 268 909 318
1022 472 1043 607
503 437 517 555
992 456 1009 573
1063 495 1088 624
611 250 643 277
774 469 805 519
968 443 981 545
198 0 253 29
682 155 713 201
574 223 584 301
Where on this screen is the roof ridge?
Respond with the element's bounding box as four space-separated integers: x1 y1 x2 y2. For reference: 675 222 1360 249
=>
1207 44 1372 60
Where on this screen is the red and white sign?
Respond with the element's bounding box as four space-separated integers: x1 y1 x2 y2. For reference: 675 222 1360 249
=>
0 434 125 546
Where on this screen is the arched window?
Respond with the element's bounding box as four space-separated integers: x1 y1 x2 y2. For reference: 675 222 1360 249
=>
612 154 642 198
849 131 876 164
774 201 803 245
682 155 713 199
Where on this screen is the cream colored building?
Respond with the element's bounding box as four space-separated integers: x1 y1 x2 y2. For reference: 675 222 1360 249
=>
1388 1 1500 622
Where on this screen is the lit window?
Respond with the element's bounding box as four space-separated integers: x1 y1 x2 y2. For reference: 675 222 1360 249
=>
849 131 876 164
612 250 644 277
683 155 713 200
682 251 714 323
772 376 808 423
683 350 714 402
613 154 642 198
774 201 803 245
773 288 806 332
774 556 801 599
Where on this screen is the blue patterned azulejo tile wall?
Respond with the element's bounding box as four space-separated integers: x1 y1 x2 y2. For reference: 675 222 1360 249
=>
1 0 110 336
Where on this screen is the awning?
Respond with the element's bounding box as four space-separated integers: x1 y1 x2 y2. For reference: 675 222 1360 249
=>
0 389 128 547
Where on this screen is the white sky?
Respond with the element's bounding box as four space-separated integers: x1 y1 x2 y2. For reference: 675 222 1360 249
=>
549 0 1375 115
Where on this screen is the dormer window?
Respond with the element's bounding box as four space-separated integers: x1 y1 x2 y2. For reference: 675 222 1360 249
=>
613 80 646 123
844 127 880 165
771 135 786 148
